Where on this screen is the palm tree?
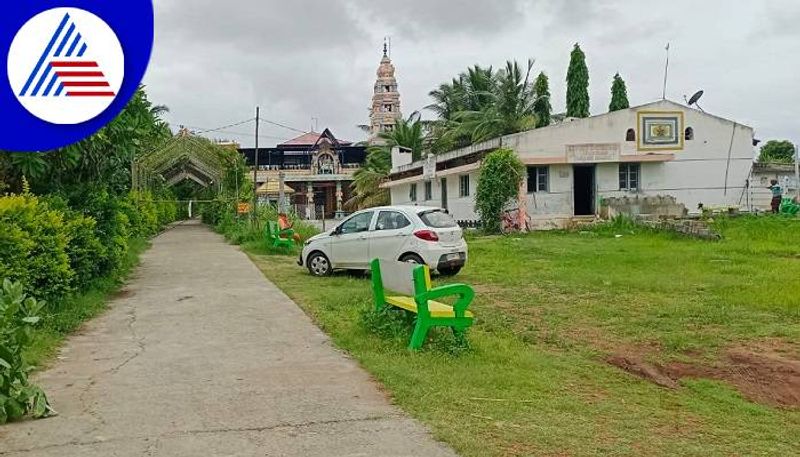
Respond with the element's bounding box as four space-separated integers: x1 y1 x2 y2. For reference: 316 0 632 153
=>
430 60 539 145
347 113 426 211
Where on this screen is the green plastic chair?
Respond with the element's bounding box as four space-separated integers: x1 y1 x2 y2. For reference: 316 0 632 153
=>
780 197 800 216
265 221 296 249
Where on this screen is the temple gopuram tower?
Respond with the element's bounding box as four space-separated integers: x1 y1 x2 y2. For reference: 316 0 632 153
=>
369 41 401 143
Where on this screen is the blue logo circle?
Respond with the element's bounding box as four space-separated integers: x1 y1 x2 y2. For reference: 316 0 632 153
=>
1 1 154 152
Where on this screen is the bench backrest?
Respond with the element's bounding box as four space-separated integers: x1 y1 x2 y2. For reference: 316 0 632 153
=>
265 221 278 238
371 259 431 297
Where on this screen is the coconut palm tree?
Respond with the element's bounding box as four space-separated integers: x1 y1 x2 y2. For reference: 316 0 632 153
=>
427 60 540 148
347 113 426 211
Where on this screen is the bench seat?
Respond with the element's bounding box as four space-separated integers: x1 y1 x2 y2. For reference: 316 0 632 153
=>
385 296 475 319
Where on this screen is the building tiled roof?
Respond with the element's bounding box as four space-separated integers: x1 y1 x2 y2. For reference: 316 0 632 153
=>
279 130 352 147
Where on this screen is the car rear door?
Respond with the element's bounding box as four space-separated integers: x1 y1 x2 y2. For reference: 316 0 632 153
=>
369 210 414 261
330 211 375 268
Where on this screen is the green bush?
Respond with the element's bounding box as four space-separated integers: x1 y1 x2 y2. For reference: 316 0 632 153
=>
475 148 525 234
67 188 131 277
123 191 159 237
0 195 73 303
62 211 105 290
0 279 51 423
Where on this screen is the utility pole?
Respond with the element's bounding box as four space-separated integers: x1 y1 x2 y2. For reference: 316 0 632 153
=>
252 106 260 222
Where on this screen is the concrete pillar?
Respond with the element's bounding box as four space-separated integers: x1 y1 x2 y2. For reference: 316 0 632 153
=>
335 181 345 219
518 182 528 232
306 182 314 220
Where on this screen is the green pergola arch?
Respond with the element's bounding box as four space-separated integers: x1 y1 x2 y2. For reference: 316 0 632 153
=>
133 130 235 193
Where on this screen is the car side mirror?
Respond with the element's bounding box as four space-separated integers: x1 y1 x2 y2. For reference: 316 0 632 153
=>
332 227 342 236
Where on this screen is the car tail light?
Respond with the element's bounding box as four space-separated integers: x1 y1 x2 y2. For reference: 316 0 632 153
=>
414 229 439 242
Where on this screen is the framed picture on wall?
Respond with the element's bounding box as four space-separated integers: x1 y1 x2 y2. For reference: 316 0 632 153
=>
637 111 684 151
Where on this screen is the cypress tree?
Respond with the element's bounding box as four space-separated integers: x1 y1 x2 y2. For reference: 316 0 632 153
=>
609 73 630 112
566 43 590 118
532 72 552 127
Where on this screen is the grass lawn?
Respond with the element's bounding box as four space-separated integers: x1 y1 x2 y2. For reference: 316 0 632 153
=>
248 216 800 457
25 238 150 369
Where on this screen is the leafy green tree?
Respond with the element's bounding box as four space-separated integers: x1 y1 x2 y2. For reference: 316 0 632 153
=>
609 73 630 112
0 86 170 195
566 43 590 118
475 148 525 234
533 72 552 127
347 113 427 210
758 140 796 164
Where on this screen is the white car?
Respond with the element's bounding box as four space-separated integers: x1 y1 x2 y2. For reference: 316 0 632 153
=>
299 206 468 277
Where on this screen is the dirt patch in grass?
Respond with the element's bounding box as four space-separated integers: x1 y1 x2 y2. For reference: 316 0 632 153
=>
608 340 800 408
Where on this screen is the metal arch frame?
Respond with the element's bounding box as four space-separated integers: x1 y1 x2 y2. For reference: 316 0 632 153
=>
133 133 236 193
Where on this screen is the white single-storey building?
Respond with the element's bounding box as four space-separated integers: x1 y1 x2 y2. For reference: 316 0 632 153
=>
386 100 758 228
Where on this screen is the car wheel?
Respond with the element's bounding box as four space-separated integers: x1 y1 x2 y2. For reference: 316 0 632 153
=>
399 253 425 265
307 252 332 277
438 266 462 276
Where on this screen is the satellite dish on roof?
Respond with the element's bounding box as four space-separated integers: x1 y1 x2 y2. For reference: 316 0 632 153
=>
687 90 705 112
688 90 704 106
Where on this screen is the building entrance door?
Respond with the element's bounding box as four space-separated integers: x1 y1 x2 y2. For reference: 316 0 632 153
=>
573 165 596 216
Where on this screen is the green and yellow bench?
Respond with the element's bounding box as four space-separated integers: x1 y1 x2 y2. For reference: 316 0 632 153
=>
370 258 475 350
781 197 799 216
265 220 295 249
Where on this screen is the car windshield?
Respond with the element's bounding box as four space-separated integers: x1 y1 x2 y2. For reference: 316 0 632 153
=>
419 210 458 228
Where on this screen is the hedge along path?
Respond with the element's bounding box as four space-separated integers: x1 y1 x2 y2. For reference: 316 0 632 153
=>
0 221 457 457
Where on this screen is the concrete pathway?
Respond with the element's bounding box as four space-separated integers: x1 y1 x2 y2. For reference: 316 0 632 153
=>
0 221 457 457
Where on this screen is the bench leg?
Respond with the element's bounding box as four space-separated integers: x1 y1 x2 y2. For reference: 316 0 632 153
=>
409 320 429 350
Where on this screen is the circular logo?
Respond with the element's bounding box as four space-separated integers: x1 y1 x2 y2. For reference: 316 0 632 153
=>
7 8 124 125
0 1 153 152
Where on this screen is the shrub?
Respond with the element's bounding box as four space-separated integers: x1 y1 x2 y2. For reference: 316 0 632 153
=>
67 188 131 277
62 211 105 290
475 148 524 234
0 279 50 423
0 195 73 303
123 191 159 237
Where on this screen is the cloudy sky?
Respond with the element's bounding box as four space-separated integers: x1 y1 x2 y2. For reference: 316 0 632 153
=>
144 0 799 148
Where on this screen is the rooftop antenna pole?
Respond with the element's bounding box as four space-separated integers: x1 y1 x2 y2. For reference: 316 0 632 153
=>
662 42 670 100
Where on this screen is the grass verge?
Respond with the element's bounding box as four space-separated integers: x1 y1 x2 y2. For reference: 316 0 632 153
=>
246 216 800 457
24 238 150 369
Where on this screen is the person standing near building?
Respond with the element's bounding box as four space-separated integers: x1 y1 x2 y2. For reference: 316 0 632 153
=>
768 179 783 213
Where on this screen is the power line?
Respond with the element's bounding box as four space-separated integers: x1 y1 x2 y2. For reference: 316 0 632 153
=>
258 117 306 134
182 125 289 142
191 118 255 134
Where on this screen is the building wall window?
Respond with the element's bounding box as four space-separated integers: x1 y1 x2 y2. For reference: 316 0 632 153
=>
459 175 470 197
685 127 694 140
409 183 417 202
527 166 549 193
424 181 433 200
626 128 636 142
619 163 641 191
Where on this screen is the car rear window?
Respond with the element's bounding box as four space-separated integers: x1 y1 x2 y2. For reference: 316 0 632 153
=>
419 210 458 228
